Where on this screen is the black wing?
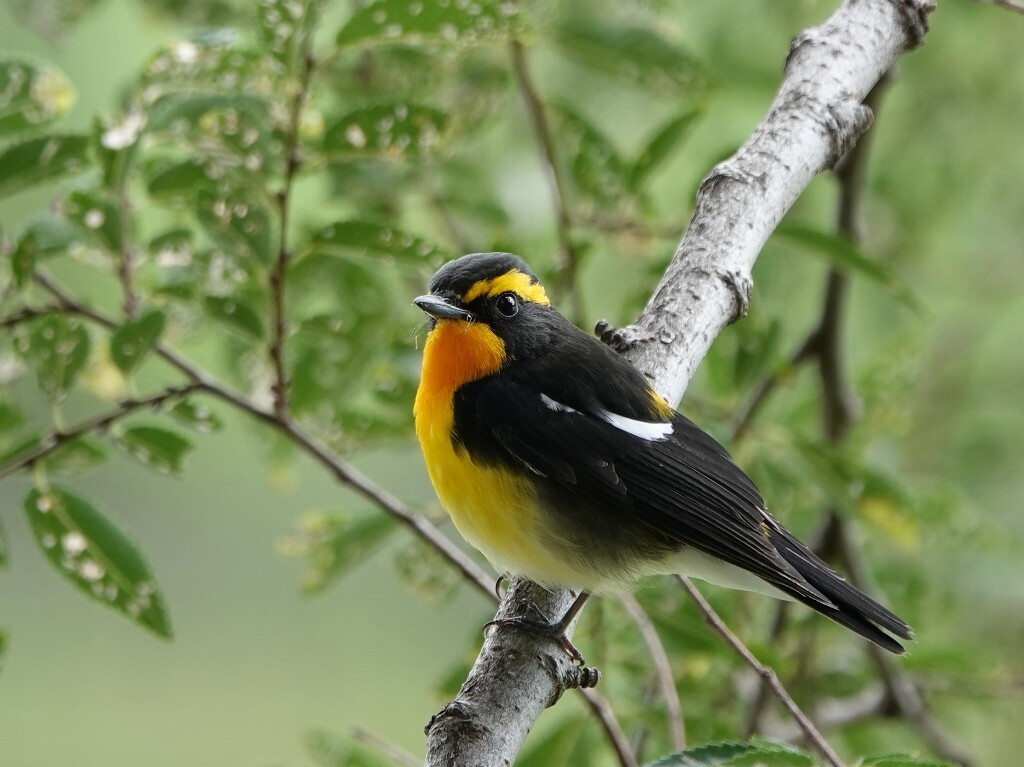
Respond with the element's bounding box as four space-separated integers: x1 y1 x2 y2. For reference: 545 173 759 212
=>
454 374 911 652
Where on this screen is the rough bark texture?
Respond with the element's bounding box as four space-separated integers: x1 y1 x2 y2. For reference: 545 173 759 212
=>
424 1 935 764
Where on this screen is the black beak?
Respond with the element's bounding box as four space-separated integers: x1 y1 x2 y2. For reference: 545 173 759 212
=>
413 294 475 322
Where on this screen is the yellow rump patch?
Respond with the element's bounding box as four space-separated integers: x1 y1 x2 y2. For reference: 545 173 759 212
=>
647 388 675 420
463 269 550 306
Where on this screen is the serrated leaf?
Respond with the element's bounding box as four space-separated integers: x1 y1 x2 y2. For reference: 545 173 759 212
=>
0 58 77 136
12 315 90 399
110 310 166 374
323 103 447 159
630 108 702 191
309 219 447 264
196 188 275 265
646 741 814 767
0 133 90 198
145 158 217 198
646 742 756 767
23 487 172 638
775 224 920 310
554 20 705 93
204 295 265 339
169 399 223 433
63 189 123 253
45 436 107 476
860 757 956 767
284 512 397 594
553 105 630 208
115 425 193 475
337 0 526 47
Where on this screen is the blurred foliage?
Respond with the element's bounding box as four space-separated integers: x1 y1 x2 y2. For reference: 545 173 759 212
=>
1 0 1022 766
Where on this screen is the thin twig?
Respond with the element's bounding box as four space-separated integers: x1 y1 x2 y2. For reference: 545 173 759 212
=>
579 688 641 767
350 726 420 767
618 593 686 751
730 331 818 442
0 303 69 329
676 575 846 767
509 39 583 320
268 47 316 419
29 269 495 598
0 383 202 479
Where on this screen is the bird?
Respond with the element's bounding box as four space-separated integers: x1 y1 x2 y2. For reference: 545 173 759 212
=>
412 252 911 661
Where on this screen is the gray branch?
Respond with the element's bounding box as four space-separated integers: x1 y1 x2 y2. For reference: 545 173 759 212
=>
424 1 935 764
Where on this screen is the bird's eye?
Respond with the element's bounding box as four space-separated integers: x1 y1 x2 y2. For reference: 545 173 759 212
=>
495 292 519 318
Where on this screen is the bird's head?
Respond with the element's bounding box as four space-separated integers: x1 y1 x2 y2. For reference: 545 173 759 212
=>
414 253 558 368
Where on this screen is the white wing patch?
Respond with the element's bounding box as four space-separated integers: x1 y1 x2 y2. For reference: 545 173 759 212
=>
598 410 673 441
540 393 672 441
540 393 578 414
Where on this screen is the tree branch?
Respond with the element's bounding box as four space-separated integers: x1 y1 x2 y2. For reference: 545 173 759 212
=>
426 1 934 764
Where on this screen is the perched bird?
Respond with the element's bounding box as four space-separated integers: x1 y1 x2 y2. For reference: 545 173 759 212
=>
413 252 911 659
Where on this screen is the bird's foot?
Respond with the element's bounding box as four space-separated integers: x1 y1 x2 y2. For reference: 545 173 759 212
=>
483 613 586 666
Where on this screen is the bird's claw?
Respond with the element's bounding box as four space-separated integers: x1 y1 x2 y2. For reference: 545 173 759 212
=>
483 614 586 666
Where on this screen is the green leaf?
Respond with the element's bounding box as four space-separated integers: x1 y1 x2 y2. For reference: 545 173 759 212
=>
630 108 702 191
0 402 24 435
169 399 223 433
323 103 447 159
203 295 265 339
309 219 447 264
0 133 90 198
553 105 630 208
12 315 91 399
775 224 920 310
23 486 172 638
62 189 123 253
10 218 80 287
283 512 397 594
145 158 215 199
196 188 275 266
45 436 107 476
337 0 526 47
110 310 166 374
860 757 956 767
645 741 814 767
138 38 280 106
115 425 193 475
0 58 77 136
554 20 705 93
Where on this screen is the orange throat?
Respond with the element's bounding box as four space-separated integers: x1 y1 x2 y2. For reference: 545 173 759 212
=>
414 320 506 421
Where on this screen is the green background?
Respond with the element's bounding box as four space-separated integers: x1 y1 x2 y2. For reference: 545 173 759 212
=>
1 1 1023 765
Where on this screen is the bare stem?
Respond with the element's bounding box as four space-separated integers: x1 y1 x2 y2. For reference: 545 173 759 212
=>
509 39 582 320
676 576 847 767
269 47 317 419
617 593 686 751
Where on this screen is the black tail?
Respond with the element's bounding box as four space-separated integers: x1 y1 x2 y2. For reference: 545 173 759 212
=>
769 527 912 654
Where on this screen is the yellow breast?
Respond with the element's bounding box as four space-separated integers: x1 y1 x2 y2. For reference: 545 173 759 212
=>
414 320 591 586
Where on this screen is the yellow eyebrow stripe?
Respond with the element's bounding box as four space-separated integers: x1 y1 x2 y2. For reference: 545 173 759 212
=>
463 270 550 305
